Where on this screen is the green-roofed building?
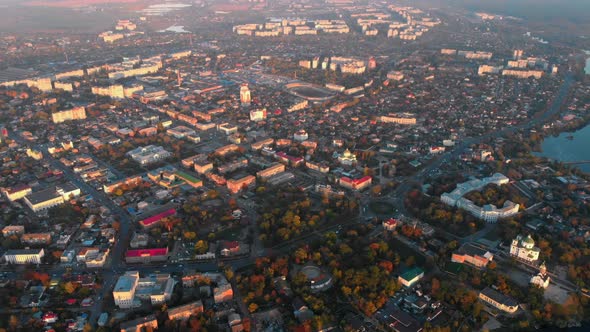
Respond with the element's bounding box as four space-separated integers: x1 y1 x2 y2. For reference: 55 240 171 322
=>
176 171 203 188
398 266 424 287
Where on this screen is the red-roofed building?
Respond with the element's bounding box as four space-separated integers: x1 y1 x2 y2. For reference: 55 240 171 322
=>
43 312 58 323
220 241 240 257
275 151 304 166
383 218 398 231
451 243 494 268
338 176 372 191
125 248 169 264
139 209 176 228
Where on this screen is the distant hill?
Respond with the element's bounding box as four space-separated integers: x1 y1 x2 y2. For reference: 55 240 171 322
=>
23 0 142 8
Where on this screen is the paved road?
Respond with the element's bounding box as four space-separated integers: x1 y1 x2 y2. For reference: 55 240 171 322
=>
8 132 136 324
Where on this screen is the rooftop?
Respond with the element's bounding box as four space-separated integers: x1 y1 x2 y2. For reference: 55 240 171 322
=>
399 267 424 281
480 287 518 307
125 248 168 257
114 272 139 293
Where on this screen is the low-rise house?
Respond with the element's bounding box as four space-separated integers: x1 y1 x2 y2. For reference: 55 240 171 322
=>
130 232 149 248
220 241 240 257
2 185 32 201
451 243 494 268
21 233 52 245
61 249 75 263
375 308 423 332
125 248 169 264
86 249 109 268
138 208 176 229
383 218 398 231
398 267 424 287
167 300 204 321
479 287 519 313
120 314 158 332
2 225 25 236
293 297 314 323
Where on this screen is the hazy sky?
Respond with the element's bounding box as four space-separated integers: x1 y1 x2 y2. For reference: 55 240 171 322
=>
427 0 590 22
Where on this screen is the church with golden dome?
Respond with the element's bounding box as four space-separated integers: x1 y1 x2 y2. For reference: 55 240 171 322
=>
337 149 357 166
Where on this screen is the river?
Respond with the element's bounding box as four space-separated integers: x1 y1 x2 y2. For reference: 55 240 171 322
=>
535 124 590 173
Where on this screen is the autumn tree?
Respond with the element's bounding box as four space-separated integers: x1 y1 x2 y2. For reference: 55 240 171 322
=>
194 240 208 254
64 281 77 294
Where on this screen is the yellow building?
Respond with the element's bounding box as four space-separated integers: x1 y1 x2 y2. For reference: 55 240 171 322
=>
479 287 519 313
257 163 286 180
3 249 45 264
227 175 256 194
51 106 87 124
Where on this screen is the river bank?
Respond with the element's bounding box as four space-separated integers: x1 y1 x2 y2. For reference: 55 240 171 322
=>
534 123 590 173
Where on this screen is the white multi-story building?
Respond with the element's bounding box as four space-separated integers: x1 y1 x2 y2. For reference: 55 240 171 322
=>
478 65 503 76
24 183 81 213
136 274 176 304
3 249 45 265
441 173 518 223
249 109 267 122
502 69 543 79
240 84 251 105
127 145 171 166
510 234 540 263
454 198 520 223
113 271 140 309
114 272 176 308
